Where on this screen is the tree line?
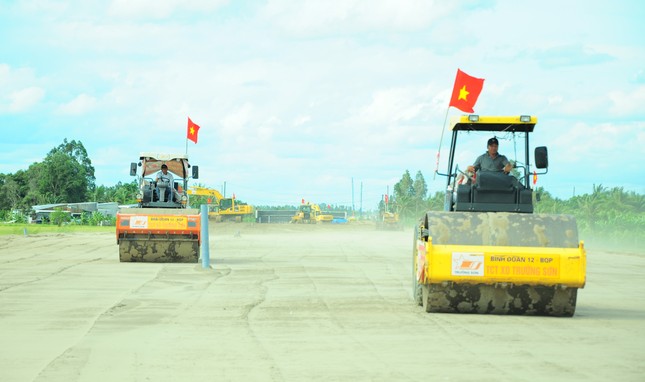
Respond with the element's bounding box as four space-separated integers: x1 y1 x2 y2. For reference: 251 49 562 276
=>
1 139 643 248
0 139 138 222
386 170 644 248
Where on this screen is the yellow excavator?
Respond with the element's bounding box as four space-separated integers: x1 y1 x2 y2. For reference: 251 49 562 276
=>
312 204 334 223
413 115 586 316
291 202 334 224
186 186 254 222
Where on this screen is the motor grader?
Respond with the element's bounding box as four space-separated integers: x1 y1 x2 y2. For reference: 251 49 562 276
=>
413 115 586 316
116 153 200 263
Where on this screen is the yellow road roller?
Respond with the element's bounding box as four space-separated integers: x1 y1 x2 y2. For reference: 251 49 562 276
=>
413 116 586 316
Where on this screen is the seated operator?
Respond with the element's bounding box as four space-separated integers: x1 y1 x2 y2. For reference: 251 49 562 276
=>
155 164 175 202
467 137 513 175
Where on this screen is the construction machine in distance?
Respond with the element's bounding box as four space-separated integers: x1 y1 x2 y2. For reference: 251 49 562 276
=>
312 204 334 223
377 194 402 230
186 186 254 222
291 202 315 224
413 115 586 316
116 153 201 263
291 202 334 224
378 211 402 230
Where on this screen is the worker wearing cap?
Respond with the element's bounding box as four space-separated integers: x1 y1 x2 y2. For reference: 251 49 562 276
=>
155 164 175 202
467 137 513 174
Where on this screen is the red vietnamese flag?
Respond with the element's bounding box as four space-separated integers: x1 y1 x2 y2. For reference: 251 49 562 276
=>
187 117 200 144
449 69 485 113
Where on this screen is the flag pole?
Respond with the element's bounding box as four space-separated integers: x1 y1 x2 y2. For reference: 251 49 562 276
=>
434 106 451 180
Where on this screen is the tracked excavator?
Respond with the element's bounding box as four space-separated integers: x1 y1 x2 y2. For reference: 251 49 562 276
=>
186 186 254 222
116 153 200 263
413 115 586 316
312 204 334 223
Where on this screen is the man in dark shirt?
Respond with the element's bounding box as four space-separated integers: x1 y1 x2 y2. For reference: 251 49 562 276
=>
155 164 175 202
467 137 512 174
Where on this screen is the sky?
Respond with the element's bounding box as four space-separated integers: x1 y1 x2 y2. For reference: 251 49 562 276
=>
1 0 644 209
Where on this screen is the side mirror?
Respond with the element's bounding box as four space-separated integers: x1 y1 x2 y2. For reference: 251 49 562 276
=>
130 162 138 176
535 146 548 169
192 165 199 179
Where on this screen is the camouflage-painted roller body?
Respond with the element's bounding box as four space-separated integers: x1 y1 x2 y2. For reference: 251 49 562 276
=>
119 235 199 263
415 211 582 316
422 211 579 248
420 283 577 317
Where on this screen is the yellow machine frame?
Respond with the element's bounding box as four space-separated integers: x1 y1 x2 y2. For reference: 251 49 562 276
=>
187 186 254 222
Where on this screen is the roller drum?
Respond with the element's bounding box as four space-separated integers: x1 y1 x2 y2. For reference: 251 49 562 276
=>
423 211 579 248
119 234 199 263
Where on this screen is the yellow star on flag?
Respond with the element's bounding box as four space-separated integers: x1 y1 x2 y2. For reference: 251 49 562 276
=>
187 117 201 143
449 69 484 113
458 85 469 101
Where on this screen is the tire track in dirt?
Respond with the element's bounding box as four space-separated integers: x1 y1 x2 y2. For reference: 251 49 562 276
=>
0 235 111 284
302 258 415 382
0 257 103 293
241 264 285 382
0 235 100 264
33 262 237 380
31 265 167 381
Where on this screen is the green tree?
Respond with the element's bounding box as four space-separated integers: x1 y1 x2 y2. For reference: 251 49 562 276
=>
412 171 428 216
393 170 415 217
427 191 445 211
38 150 89 203
89 211 106 226
48 139 96 190
50 207 70 226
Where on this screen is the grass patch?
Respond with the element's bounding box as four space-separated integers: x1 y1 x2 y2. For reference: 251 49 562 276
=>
0 223 114 236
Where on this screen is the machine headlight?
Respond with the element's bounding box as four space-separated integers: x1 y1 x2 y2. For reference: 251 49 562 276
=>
520 115 531 122
468 114 479 122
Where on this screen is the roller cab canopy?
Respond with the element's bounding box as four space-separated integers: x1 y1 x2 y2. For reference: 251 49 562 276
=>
138 153 191 179
451 115 537 133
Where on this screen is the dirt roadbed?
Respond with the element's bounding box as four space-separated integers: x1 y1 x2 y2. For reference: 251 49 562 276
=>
1 223 644 381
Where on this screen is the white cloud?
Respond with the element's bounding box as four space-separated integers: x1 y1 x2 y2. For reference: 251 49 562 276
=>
293 115 311 127
107 0 228 20
57 94 98 115
608 86 645 116
219 103 254 136
347 86 433 126
6 87 45 113
549 121 643 170
261 0 456 35
0 64 44 113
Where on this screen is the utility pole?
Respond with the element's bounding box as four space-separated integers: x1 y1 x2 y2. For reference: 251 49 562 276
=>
360 181 363 218
351 177 355 215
